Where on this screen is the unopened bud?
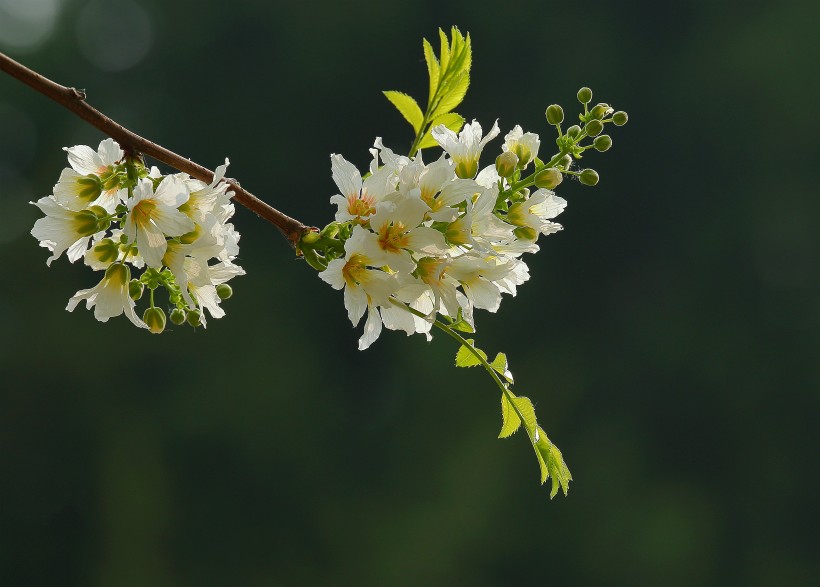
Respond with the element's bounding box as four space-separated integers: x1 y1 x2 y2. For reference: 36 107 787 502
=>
566 125 581 139
169 308 186 326
534 167 563 189
590 103 612 120
559 154 573 169
495 152 518 178
593 135 612 152
585 119 603 137
513 226 539 241
612 111 628 126
545 104 564 125
129 279 144 300
579 169 599 186
186 309 202 327
216 284 233 300
577 87 593 104
143 307 166 334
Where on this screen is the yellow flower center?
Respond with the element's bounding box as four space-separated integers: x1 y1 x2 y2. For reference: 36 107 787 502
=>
377 221 410 253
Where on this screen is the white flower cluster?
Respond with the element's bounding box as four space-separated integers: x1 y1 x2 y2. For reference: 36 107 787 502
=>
30 139 243 331
319 120 566 350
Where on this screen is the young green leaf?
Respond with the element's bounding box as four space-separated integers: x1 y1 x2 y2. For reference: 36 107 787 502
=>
499 392 535 438
455 339 487 367
432 72 470 119
449 306 474 333
383 91 424 134
535 429 572 498
417 112 465 150
490 352 514 384
423 38 440 103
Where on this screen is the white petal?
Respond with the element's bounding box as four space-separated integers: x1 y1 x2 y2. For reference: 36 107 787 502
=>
358 304 383 350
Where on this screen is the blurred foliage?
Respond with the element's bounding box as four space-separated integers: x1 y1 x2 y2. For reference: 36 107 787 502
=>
1 0 819 585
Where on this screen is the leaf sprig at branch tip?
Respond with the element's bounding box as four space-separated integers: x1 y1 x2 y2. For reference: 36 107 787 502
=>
11 26 628 497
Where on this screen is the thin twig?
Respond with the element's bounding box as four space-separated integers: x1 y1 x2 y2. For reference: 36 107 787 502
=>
0 51 312 245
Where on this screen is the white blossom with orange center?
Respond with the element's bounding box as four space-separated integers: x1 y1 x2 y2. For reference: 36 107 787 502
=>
329 151 398 224
359 196 446 274
319 226 399 349
123 177 195 268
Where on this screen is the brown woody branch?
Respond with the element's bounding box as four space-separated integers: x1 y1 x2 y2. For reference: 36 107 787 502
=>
0 51 312 245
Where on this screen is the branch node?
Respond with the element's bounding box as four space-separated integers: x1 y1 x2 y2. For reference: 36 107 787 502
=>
69 87 87 101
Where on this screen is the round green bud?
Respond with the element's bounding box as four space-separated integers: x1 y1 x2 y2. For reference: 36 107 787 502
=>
612 111 628 126
301 230 320 245
169 308 186 326
579 169 600 186
143 307 166 334
593 135 612 152
513 226 539 241
216 284 233 300
186 309 202 327
534 167 564 190
495 152 518 178
545 104 564 125
566 125 582 139
590 103 612 120
585 119 604 137
128 279 144 301
559 154 573 169
577 87 593 104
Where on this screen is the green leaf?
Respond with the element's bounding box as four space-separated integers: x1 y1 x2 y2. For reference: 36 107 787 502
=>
455 339 487 367
423 38 440 104
499 392 536 439
535 428 572 497
417 112 465 150
490 352 514 384
438 28 451 75
383 91 424 134
432 71 470 118
448 306 474 333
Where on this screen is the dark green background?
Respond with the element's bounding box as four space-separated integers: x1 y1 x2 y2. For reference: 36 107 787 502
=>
1 1 818 585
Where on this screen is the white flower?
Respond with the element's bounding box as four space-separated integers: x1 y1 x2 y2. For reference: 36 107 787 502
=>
30 196 101 266
432 119 500 179
57 138 126 212
502 125 540 167
329 151 397 224
507 189 566 236
123 177 195 268
319 226 399 349
66 263 147 328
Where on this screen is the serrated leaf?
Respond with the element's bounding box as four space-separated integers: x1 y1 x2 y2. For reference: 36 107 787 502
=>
455 339 487 367
423 38 440 104
383 91 424 134
432 72 470 118
490 352 514 384
439 28 450 75
499 392 535 439
535 428 572 497
417 112 465 150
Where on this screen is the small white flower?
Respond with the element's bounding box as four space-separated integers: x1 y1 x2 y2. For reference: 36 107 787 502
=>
329 152 397 224
507 189 566 236
502 125 540 167
432 119 500 179
66 263 147 328
30 196 101 266
123 177 195 268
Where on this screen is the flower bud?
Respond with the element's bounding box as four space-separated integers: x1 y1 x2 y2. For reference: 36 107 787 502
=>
545 104 564 125
566 125 581 139
585 119 603 137
579 169 599 186
129 279 144 300
513 226 539 241
495 152 518 178
169 308 186 326
559 154 573 169
590 103 612 120
534 167 563 189
612 111 628 126
577 87 593 104
593 135 612 152
216 284 233 300
143 307 166 334
301 230 320 245
186 309 202 327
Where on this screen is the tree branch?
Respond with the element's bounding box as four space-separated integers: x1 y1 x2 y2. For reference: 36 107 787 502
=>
0 51 312 245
